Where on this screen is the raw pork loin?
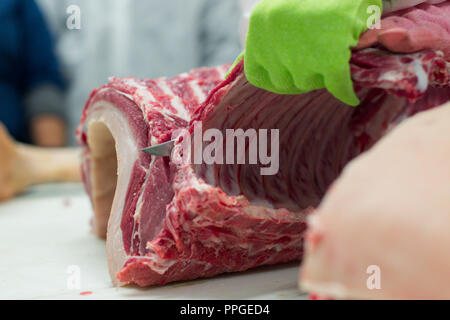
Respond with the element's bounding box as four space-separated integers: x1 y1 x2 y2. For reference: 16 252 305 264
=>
77 3 450 287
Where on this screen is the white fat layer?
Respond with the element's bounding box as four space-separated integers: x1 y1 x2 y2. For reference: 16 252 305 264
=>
379 70 402 83
157 78 191 121
413 59 429 92
377 56 429 93
119 78 190 127
125 78 157 107
86 102 138 286
189 81 208 103
131 256 178 275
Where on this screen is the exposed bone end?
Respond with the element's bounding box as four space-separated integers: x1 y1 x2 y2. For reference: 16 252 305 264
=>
299 102 450 300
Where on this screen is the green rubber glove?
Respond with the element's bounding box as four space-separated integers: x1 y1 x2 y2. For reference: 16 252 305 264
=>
235 0 383 106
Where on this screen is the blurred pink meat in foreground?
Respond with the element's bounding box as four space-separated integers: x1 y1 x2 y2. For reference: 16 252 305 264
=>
300 102 450 300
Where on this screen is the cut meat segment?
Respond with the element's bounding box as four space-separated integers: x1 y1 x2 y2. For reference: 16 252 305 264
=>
77 47 449 287
77 2 450 286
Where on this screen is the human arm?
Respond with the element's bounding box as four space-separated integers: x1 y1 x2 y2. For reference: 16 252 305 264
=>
20 0 67 146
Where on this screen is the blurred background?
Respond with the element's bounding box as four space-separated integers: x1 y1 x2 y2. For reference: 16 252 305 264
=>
1 0 245 146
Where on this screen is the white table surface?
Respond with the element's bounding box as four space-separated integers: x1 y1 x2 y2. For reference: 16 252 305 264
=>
0 183 307 300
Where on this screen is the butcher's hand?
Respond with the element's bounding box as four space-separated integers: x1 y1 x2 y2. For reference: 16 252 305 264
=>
238 0 382 106
0 123 81 202
356 0 449 59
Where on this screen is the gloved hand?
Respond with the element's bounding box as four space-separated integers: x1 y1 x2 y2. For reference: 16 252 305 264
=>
356 1 450 59
236 0 383 106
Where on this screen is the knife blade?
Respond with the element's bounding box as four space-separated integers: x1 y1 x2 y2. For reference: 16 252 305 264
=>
142 140 175 157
